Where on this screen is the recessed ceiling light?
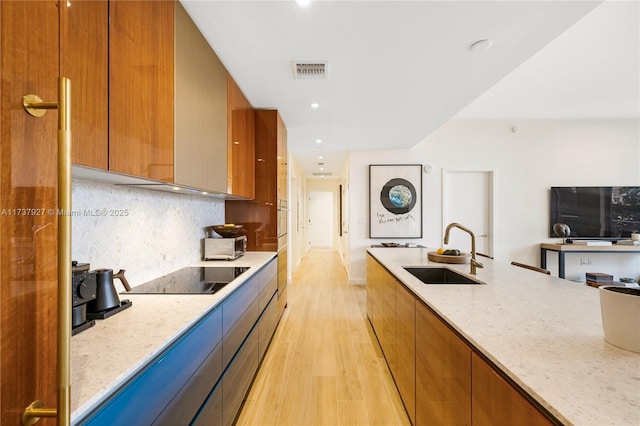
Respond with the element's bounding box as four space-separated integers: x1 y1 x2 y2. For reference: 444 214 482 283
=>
310 102 319 109
320 167 324 171
296 0 311 6
201 191 208 195
318 155 323 160
469 39 493 52
315 139 322 144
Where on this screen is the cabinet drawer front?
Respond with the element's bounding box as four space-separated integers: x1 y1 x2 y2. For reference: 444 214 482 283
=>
223 276 259 336
259 260 278 313
258 292 279 360
191 380 223 426
223 298 259 367
153 341 223 425
81 307 222 425
223 326 260 426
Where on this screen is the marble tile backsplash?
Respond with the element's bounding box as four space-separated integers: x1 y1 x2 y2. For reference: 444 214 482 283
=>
72 179 225 287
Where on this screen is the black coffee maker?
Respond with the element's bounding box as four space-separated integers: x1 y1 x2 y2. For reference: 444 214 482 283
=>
72 261 98 335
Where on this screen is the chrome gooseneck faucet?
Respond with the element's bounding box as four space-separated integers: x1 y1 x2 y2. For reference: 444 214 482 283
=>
443 222 484 275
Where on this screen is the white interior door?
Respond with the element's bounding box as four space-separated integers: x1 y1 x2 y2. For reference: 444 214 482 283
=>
442 170 493 256
309 191 334 248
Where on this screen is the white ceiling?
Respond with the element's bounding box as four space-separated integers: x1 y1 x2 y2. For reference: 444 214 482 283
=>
181 1 637 179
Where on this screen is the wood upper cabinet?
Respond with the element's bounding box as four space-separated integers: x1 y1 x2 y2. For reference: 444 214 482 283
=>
108 0 174 182
227 75 255 199
227 110 286 251
395 282 416 424
471 353 553 426
416 300 472 426
61 0 108 169
174 2 228 192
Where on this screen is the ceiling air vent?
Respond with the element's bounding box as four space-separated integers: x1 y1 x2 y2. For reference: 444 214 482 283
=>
312 172 332 176
292 61 328 79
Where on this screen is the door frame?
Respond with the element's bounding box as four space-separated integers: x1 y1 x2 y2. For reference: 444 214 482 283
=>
441 169 495 257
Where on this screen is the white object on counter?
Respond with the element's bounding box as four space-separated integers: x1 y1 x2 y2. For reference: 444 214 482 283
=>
599 286 640 353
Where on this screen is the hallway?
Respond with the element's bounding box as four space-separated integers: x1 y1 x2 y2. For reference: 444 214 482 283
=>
237 249 410 426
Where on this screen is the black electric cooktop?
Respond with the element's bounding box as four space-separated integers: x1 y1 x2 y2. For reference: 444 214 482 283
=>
127 267 250 294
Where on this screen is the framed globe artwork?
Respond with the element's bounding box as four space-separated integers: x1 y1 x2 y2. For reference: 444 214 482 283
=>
369 164 422 238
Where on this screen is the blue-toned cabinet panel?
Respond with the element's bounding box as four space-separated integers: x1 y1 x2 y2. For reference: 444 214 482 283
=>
81 307 222 425
258 260 277 313
190 379 223 426
222 274 259 336
153 340 223 425
222 297 259 367
258 292 278 360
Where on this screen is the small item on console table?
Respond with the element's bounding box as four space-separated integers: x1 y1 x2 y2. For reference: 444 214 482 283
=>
586 272 614 288
381 242 400 247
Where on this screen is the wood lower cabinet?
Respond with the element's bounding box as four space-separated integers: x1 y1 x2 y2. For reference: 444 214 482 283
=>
395 283 416 424
366 254 557 426
471 353 553 426
415 301 471 426
109 0 174 181
380 264 396 371
60 0 109 169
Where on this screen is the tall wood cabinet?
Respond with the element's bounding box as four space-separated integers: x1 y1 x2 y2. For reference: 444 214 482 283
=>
226 110 287 251
226 110 288 314
108 0 175 182
1 1 59 423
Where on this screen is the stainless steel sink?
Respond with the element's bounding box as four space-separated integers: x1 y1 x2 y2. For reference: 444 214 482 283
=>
403 267 484 285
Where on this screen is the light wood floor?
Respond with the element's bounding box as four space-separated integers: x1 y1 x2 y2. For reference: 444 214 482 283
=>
237 249 410 426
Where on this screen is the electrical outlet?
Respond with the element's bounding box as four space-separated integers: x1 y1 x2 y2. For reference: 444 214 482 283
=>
580 257 592 265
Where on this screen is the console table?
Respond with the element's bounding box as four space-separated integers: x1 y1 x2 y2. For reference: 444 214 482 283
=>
540 243 640 279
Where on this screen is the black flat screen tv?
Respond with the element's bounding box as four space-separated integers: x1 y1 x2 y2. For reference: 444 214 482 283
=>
549 186 640 240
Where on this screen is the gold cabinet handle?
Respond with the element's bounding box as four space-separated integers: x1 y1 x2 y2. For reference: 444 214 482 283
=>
21 77 72 426
22 401 57 426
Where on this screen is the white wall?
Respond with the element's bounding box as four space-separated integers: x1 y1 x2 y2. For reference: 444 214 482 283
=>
348 118 640 283
72 179 225 287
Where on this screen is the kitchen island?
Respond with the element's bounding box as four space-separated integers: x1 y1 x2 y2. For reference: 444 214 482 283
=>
71 252 277 425
368 247 639 426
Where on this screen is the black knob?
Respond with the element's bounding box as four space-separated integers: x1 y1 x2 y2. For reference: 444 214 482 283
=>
77 277 97 300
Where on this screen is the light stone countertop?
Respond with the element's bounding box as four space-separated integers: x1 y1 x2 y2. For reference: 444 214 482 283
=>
368 247 640 426
70 252 276 424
